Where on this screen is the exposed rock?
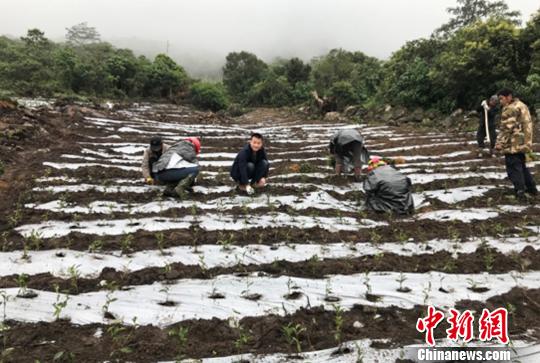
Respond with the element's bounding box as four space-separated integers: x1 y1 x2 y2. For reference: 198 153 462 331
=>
324 111 341 121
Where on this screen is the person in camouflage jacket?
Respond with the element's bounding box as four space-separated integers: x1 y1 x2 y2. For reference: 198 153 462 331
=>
495 89 537 199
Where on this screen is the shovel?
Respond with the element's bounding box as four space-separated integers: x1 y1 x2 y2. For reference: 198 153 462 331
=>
484 105 491 146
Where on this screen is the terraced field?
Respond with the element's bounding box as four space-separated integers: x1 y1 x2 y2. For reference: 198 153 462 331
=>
1 104 540 362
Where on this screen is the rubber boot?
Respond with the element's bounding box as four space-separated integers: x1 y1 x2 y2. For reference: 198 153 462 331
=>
174 175 195 199
515 190 528 202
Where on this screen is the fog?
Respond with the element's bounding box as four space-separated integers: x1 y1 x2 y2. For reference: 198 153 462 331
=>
2 0 538 79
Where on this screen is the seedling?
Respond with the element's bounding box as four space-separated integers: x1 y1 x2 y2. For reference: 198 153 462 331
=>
333 304 344 348
159 284 175 306
396 272 411 293
234 324 252 351
282 322 306 354
217 232 234 251
28 230 43 251
120 234 133 255
155 231 166 255
483 247 495 272
107 319 134 358
52 285 70 321
168 326 189 360
15 273 37 298
88 239 104 253
284 277 302 300
0 292 13 359
67 265 80 293
163 263 172 275
198 254 208 276
102 286 118 319
324 279 340 302
369 229 382 244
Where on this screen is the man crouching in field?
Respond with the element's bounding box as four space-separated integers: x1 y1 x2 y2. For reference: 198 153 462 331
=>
230 133 269 195
363 157 414 215
142 137 201 198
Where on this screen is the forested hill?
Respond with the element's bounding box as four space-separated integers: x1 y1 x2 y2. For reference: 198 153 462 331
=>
0 2 539 114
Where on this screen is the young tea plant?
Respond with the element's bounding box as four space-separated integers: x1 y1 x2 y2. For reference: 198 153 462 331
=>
28 230 43 251
14 273 38 299
396 272 411 293
52 285 70 321
333 304 345 349
234 324 252 351
107 319 135 359
168 326 189 361
67 265 81 293
120 234 134 255
155 231 166 255
102 288 118 319
88 239 104 253
282 322 306 354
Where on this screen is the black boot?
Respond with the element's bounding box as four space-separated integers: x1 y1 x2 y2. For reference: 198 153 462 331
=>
515 190 528 202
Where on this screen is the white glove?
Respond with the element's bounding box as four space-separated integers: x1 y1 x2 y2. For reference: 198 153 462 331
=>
245 185 255 195
481 100 488 109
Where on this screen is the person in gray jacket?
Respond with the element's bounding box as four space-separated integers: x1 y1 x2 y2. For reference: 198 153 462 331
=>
152 137 201 198
363 157 414 215
329 129 370 181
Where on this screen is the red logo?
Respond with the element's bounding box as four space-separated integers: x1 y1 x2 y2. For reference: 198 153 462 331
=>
416 306 445 346
446 308 474 342
479 308 509 344
417 307 509 346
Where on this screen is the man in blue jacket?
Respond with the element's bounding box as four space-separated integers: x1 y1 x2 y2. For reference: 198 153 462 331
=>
230 133 269 195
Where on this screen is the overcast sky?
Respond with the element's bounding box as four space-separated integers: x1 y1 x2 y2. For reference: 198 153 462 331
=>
2 0 538 77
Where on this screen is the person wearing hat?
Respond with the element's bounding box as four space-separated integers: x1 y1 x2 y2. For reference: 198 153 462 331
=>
329 129 370 181
363 157 414 215
141 137 171 184
151 137 201 198
477 95 499 157
230 132 269 195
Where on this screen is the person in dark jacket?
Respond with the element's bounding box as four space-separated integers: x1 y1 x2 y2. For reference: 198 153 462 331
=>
230 133 269 195
476 95 499 157
329 129 370 181
363 157 414 215
153 137 201 198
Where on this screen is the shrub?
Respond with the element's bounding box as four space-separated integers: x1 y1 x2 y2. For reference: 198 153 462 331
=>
190 82 229 112
247 74 293 107
328 81 359 111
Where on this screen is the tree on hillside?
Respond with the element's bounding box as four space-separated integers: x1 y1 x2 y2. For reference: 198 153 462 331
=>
148 54 188 98
282 57 311 86
21 29 50 48
517 9 540 108
434 0 521 38
311 49 382 104
223 51 267 102
431 18 521 110
379 38 445 109
66 22 101 46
